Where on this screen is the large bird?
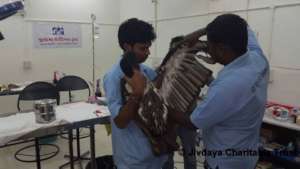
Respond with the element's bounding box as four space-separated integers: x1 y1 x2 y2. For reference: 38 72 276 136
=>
120 28 215 155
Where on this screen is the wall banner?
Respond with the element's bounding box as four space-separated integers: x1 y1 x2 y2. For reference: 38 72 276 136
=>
33 22 81 48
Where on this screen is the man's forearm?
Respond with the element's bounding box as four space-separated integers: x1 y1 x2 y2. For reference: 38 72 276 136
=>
114 95 141 129
182 28 206 46
247 27 263 53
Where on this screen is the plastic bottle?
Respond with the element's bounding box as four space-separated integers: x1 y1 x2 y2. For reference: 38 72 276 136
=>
95 79 102 97
53 71 58 84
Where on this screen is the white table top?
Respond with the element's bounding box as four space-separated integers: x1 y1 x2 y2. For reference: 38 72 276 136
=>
0 102 110 146
4 101 299 146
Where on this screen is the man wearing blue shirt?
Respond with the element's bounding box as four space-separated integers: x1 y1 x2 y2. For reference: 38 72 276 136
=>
103 18 167 169
170 14 269 169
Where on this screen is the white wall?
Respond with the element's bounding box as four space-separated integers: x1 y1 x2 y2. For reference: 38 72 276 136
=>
1 0 300 113
25 0 119 24
0 0 121 113
120 0 300 106
120 0 154 22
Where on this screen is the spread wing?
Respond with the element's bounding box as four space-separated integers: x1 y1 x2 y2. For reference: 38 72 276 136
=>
138 41 213 136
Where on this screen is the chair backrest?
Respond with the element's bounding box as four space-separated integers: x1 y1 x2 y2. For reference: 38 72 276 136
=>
17 81 59 111
56 75 90 103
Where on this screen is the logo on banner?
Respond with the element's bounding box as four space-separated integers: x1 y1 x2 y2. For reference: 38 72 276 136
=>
52 26 64 36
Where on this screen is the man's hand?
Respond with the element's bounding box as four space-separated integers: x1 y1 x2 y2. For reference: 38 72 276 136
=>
124 69 146 97
181 28 207 47
114 69 146 129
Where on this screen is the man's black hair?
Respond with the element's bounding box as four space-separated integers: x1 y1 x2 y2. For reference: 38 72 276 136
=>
118 18 156 50
120 52 139 78
206 13 248 56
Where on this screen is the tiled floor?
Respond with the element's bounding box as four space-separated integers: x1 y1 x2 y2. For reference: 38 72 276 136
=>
173 153 205 169
0 125 204 169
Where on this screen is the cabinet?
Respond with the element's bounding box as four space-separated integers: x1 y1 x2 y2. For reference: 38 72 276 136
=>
259 104 300 169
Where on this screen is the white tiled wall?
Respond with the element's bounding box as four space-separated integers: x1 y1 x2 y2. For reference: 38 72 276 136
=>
120 0 300 106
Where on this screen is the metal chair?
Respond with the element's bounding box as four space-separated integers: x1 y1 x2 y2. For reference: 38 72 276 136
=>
56 75 91 103
56 75 91 169
15 81 60 163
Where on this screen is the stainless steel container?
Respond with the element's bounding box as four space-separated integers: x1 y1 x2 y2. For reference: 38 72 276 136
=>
34 99 56 123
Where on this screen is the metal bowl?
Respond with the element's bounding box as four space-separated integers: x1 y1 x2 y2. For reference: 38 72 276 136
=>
34 99 57 123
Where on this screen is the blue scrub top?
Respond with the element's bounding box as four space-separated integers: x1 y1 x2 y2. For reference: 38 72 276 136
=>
191 28 269 169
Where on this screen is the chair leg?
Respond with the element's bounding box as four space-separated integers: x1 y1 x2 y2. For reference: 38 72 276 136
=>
59 129 90 169
63 151 90 160
60 151 90 169
60 128 90 140
14 143 59 162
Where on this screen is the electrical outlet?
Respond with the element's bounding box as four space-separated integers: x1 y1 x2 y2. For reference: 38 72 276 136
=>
23 60 32 70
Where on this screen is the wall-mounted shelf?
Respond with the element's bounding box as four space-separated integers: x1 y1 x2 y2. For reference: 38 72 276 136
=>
263 114 300 132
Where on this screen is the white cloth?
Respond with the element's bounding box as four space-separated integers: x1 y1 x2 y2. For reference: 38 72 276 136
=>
0 102 110 146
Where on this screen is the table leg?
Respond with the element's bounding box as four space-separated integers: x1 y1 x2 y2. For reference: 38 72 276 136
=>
35 138 41 169
90 125 97 169
68 130 74 169
76 128 83 169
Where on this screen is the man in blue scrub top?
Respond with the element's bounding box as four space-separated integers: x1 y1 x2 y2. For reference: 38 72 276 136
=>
103 18 167 169
170 14 269 169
